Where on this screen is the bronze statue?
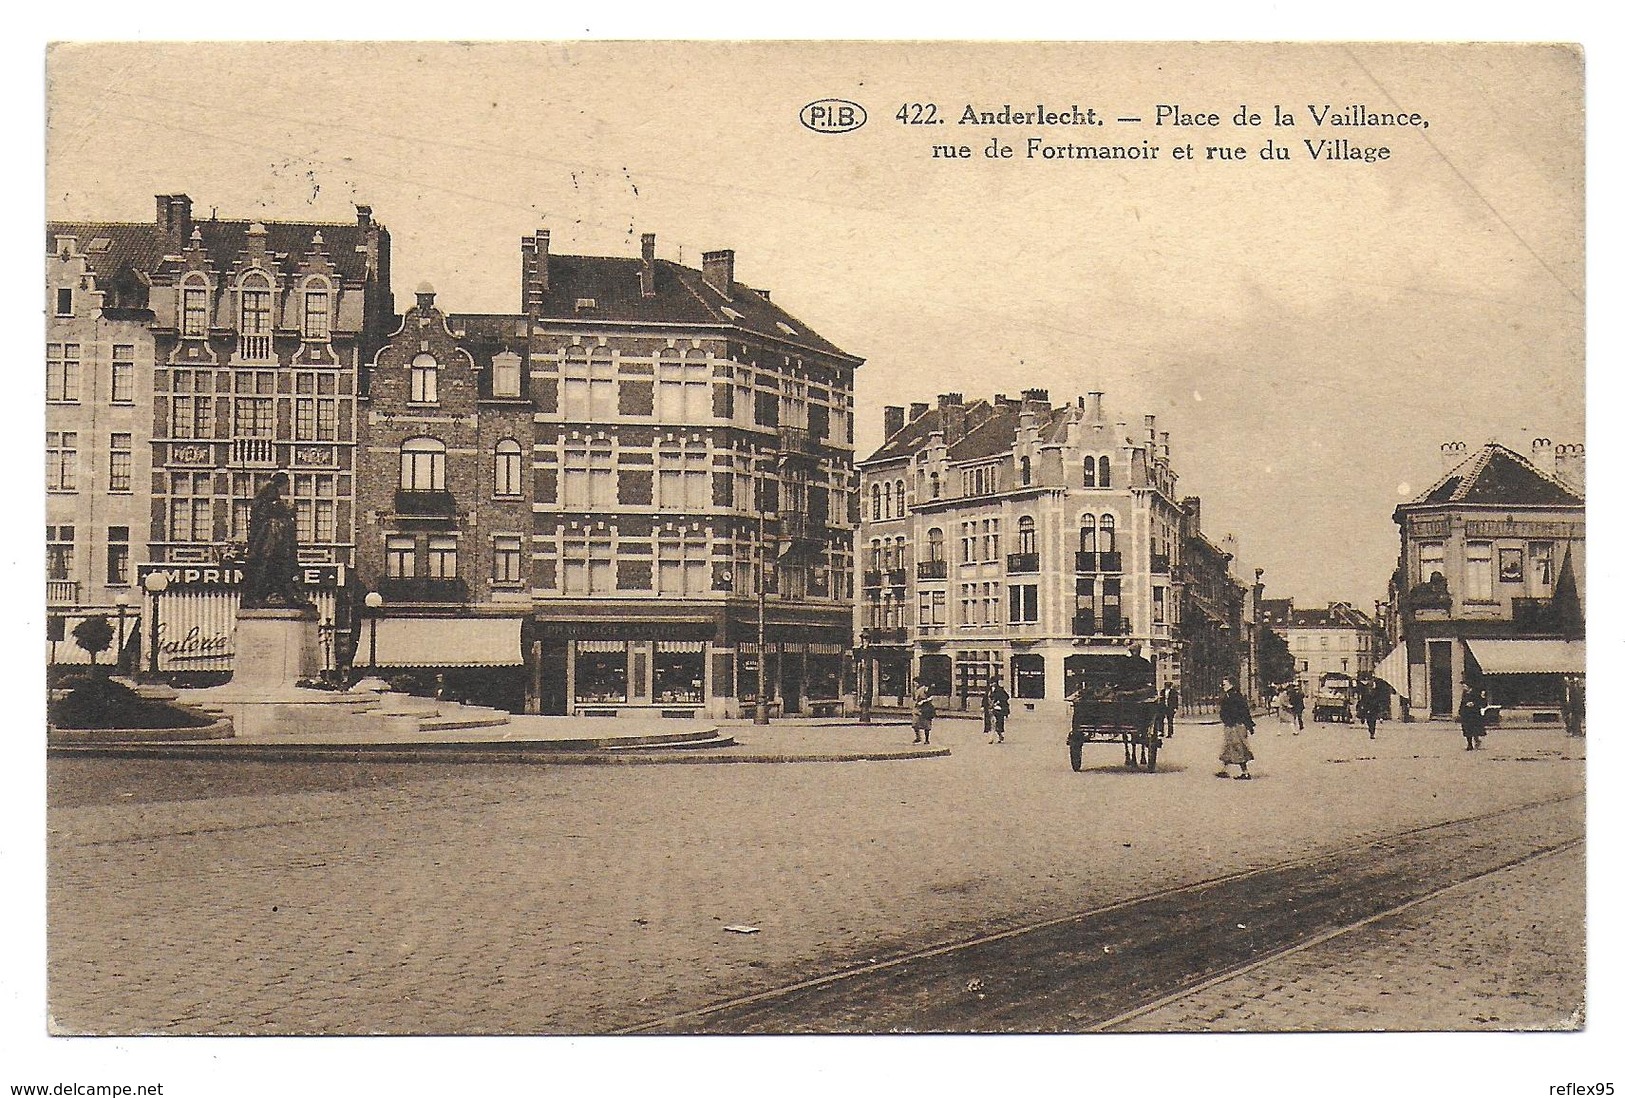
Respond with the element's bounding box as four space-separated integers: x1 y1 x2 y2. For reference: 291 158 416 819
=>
241 472 309 609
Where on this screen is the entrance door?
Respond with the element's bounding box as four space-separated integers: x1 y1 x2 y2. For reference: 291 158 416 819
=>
781 653 803 714
538 642 569 715
1428 640 1454 717
919 654 953 701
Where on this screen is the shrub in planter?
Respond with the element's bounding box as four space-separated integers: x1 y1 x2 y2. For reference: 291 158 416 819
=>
48 676 215 731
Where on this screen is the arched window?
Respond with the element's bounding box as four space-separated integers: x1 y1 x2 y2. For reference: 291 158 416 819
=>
400 437 447 491
871 483 882 521
1100 513 1117 552
1083 456 1096 487
239 272 272 335
493 438 522 497
301 277 331 341
1098 455 1112 488
927 528 945 562
181 274 210 338
869 538 882 570
895 478 907 517
882 482 893 520
1017 515 1037 554
1080 515 1097 553
410 354 439 404
896 537 909 571
1020 455 1032 486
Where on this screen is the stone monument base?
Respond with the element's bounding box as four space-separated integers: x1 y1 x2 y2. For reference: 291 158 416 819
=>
232 606 320 689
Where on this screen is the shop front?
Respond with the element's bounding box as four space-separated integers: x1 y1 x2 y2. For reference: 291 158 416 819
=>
133 561 346 682
525 617 721 717
1463 638 1585 728
366 614 528 712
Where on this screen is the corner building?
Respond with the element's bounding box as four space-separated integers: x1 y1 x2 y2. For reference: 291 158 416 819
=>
522 233 861 717
857 391 1184 720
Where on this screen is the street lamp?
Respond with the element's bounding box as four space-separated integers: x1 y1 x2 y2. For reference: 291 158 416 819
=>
755 500 770 726
142 571 169 678
364 590 384 673
113 592 131 673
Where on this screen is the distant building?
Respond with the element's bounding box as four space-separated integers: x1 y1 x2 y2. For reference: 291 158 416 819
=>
1387 440 1584 725
856 390 1185 719
1175 497 1249 708
1260 599 1378 692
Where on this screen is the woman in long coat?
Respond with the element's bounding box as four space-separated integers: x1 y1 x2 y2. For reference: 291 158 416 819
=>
1459 686 1486 751
1216 677 1255 779
912 683 935 745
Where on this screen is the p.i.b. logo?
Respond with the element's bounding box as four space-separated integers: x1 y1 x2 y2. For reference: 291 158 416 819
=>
800 99 867 134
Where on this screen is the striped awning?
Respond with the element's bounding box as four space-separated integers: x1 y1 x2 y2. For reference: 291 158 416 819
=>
374 616 524 667
1465 639 1585 676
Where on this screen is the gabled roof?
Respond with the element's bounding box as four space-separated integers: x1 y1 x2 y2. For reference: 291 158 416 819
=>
1257 598 1294 626
49 217 379 284
534 255 858 362
862 399 1076 465
1405 443 1583 508
1285 606 1373 630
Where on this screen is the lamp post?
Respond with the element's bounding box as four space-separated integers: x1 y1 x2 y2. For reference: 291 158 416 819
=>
755 502 770 726
113 592 130 673
142 571 169 678
364 590 384 673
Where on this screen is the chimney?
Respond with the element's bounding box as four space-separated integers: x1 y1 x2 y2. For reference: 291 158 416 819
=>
1020 388 1050 408
1440 440 1468 474
1529 436 1556 477
522 229 551 305
1086 391 1105 419
1181 496 1202 534
245 221 268 264
1554 443 1585 492
938 393 967 444
415 280 436 312
156 194 193 244
54 234 78 258
883 405 906 438
640 233 656 298
702 249 735 299
356 204 373 233
1159 430 1171 461
909 402 928 421
1144 413 1157 443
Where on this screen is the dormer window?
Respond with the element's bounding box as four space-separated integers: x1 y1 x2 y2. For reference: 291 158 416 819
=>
574 298 597 312
302 285 331 340
410 354 439 404
182 282 209 337
238 272 273 361
492 351 522 398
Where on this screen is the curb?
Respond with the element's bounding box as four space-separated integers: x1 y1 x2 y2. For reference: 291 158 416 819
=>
46 742 954 766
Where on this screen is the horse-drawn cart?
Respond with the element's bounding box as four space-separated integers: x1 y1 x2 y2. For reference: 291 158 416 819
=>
1066 652 1162 772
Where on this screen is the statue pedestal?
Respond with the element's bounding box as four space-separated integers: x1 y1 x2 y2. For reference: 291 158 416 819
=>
232 607 320 689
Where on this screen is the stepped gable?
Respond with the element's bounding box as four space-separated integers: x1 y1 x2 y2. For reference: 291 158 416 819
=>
533 253 857 361
1410 443 1584 508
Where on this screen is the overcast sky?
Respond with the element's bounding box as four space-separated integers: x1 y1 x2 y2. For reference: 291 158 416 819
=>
46 41 1583 608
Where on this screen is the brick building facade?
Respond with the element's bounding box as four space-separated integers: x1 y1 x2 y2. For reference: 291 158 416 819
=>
856 390 1185 720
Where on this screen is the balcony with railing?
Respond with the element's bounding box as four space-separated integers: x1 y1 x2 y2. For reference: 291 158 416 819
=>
47 580 79 606
885 568 909 588
1071 611 1129 637
862 626 910 646
778 510 812 541
1151 554 1171 574
236 333 274 362
1007 552 1040 574
376 576 470 602
1071 611 1095 636
1075 551 1097 573
776 424 816 455
862 569 884 589
392 489 459 521
1099 551 1123 573
916 559 948 581
231 437 276 466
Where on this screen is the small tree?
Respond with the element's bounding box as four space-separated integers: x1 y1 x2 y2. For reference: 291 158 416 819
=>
72 614 115 669
1257 626 1297 690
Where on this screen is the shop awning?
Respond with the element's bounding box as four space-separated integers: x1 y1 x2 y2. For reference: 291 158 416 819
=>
1465 639 1585 676
1373 644 1409 692
374 617 524 667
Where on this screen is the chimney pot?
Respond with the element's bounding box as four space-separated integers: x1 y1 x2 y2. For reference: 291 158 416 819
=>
883 405 906 439
356 204 373 232
639 233 656 298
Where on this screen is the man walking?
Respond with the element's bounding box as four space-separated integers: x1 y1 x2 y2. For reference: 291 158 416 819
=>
1356 677 1381 740
983 676 1011 743
1157 682 1179 740
1285 682 1305 733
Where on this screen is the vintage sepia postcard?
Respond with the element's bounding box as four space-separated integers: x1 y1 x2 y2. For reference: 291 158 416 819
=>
27 35 1592 1094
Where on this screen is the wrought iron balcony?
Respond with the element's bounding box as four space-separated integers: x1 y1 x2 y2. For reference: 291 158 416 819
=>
1151 554 1171 574
776 424 816 455
862 569 883 589
862 626 910 645
1071 611 1095 636
916 559 948 581
1099 551 1123 573
376 576 470 602
1075 551 1097 573
1007 552 1040 574
46 580 79 605
393 489 458 520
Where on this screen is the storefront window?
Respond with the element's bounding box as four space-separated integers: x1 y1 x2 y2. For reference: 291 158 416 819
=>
806 653 842 699
574 641 628 704
1011 653 1045 699
653 641 705 704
